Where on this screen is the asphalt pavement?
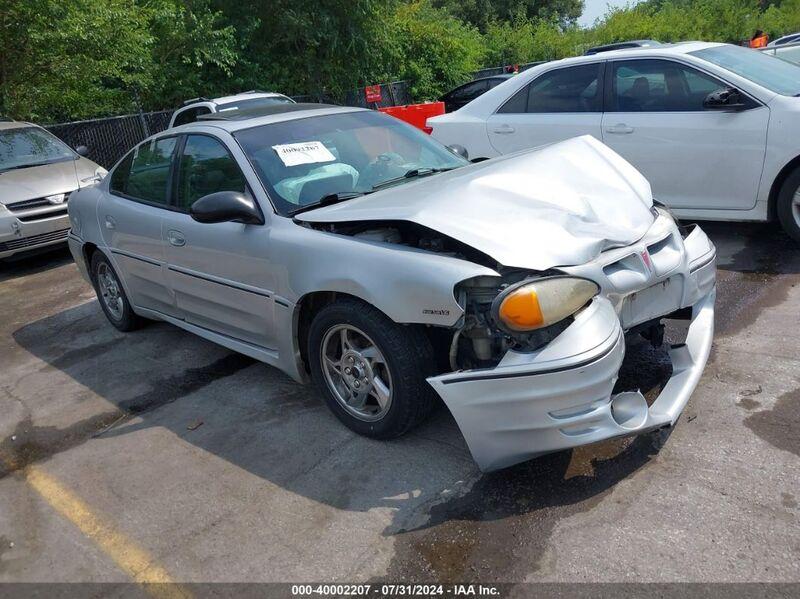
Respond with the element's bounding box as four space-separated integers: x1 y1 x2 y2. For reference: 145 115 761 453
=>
0 222 798 585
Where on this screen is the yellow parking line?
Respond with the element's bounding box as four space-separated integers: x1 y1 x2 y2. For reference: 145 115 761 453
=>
23 464 191 599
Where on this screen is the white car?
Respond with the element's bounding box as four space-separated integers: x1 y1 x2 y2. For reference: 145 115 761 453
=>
169 91 295 128
429 42 800 241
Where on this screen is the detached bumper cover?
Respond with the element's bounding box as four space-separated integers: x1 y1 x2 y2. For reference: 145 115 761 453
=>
429 218 716 471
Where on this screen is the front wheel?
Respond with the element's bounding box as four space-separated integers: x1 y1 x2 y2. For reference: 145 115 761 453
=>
308 299 437 439
776 167 800 243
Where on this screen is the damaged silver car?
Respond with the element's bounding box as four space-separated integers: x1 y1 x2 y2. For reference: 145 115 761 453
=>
67 104 716 471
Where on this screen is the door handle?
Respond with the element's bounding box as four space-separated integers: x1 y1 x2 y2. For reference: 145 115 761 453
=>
605 123 635 134
104 216 116 230
492 124 515 134
167 230 186 247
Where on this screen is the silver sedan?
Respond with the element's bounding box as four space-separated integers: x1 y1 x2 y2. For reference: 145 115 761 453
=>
1 121 105 259
67 104 716 471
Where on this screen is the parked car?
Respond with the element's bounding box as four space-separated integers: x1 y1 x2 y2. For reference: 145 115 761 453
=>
767 32 800 47
169 91 295 128
761 41 800 66
585 40 663 55
1 121 105 260
429 42 800 242
67 103 716 471
439 75 514 112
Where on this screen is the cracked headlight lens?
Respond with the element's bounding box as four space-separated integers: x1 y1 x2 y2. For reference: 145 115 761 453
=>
492 276 599 333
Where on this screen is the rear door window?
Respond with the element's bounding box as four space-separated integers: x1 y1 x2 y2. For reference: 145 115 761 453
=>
498 64 603 113
110 137 177 206
172 106 211 127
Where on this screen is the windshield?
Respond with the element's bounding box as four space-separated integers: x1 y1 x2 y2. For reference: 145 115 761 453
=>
0 126 76 172
691 45 800 96
233 110 468 216
217 96 294 112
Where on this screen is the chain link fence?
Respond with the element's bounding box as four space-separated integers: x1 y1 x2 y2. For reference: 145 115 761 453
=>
43 82 414 170
46 110 173 169
44 68 542 169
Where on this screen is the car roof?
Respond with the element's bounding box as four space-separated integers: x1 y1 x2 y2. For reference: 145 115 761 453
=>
0 120 38 131
770 32 800 46
176 103 366 133
211 91 291 105
548 41 724 66
585 39 662 54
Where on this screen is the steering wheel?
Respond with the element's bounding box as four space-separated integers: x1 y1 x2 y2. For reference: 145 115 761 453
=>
359 152 408 189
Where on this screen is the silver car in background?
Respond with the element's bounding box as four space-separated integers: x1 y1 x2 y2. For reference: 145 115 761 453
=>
67 104 716 471
1 121 105 259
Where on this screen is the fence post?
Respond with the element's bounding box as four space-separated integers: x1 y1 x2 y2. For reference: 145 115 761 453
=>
133 88 150 138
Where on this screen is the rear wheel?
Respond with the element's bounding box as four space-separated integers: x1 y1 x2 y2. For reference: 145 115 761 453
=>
90 252 143 332
308 299 437 439
776 167 800 243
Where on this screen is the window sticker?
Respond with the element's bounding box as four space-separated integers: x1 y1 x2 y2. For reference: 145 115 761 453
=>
272 141 336 167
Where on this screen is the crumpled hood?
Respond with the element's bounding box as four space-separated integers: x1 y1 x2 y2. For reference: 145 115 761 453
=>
297 135 655 270
0 159 83 206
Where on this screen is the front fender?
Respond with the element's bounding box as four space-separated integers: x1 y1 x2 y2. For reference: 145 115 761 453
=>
275 224 500 328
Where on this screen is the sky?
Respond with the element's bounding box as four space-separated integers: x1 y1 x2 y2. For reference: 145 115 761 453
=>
579 0 642 27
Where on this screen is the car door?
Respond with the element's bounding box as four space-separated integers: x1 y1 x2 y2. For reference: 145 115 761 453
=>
161 133 277 349
486 63 605 154
100 136 180 317
601 58 769 210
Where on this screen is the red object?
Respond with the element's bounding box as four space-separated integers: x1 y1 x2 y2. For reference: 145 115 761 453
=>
378 102 445 134
749 35 768 48
365 85 382 103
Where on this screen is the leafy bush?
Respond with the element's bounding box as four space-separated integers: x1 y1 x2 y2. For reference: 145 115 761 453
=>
3 0 800 122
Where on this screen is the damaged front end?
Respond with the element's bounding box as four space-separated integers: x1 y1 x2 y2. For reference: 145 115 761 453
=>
299 205 716 473
430 214 717 472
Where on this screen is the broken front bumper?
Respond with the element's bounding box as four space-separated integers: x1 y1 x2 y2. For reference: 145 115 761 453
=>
428 219 716 472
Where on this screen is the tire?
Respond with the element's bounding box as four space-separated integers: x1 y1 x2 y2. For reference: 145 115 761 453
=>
90 252 143 332
776 167 800 243
308 298 437 439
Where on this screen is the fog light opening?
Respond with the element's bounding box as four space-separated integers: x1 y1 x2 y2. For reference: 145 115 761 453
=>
610 391 649 430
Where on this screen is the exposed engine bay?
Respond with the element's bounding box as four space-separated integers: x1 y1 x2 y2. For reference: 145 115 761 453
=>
304 219 576 372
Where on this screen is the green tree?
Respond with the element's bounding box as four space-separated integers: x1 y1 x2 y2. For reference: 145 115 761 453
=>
432 0 584 30
0 0 241 122
391 1 486 99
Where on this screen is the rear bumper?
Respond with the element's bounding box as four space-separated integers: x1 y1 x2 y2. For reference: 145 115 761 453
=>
67 232 92 283
0 211 71 259
429 219 716 471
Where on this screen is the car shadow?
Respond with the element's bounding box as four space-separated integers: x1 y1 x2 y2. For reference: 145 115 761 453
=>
9 220 798 558
10 300 663 541
0 246 74 283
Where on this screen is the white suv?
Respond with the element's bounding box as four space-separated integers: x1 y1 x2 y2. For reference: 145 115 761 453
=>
429 42 800 241
169 91 294 128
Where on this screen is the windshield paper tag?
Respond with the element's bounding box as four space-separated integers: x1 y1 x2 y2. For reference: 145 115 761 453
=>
272 141 335 167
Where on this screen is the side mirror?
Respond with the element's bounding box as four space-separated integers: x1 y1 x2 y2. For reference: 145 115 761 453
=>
190 191 264 225
447 144 469 160
703 87 747 111
75 145 89 156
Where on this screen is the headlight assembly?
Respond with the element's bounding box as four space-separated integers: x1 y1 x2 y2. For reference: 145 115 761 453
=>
491 276 599 334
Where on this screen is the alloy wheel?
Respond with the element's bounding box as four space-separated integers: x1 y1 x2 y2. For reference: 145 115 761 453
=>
320 324 393 422
96 262 124 321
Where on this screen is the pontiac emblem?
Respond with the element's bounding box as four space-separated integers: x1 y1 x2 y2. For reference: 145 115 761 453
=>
641 250 653 273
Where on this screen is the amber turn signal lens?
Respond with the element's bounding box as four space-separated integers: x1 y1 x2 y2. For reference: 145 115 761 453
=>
498 286 544 331
495 277 600 333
